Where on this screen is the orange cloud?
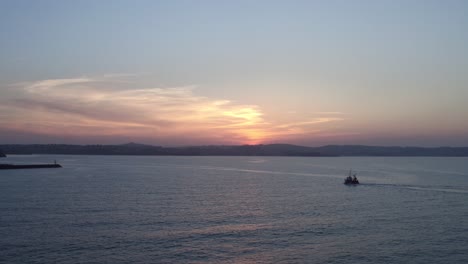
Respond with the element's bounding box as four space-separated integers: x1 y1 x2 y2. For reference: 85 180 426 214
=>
0 76 345 145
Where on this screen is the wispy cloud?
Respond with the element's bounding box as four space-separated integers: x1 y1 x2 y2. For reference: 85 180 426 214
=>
23 77 93 92
0 76 345 145
315 111 346 115
276 118 344 129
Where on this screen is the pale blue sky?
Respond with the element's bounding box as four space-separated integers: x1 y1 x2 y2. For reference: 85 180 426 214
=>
1 0 468 146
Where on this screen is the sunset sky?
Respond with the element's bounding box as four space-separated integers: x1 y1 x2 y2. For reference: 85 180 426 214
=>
1 0 468 146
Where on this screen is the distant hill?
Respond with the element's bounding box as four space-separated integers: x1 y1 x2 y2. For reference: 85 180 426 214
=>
0 143 326 156
314 145 468 156
1 143 468 156
0 150 5 157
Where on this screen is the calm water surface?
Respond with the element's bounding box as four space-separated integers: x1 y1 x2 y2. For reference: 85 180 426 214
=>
1 155 468 263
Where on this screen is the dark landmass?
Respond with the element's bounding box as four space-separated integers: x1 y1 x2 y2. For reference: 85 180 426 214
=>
0 163 62 170
1 143 468 156
0 150 5 157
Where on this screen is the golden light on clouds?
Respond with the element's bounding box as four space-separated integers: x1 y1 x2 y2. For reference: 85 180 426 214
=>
0 76 345 145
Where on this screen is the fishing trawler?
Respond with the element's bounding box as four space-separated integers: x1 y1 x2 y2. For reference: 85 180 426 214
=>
344 170 359 185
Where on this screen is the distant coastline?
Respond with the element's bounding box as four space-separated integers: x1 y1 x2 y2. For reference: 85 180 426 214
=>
1 143 468 157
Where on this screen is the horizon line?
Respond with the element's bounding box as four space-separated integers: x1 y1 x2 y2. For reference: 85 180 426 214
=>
1 142 468 149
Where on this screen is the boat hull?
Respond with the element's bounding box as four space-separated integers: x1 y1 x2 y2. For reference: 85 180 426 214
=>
344 179 359 185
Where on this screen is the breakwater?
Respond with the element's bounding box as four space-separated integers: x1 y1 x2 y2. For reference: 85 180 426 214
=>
0 164 62 170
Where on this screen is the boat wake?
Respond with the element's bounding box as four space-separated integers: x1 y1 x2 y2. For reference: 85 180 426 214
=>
405 186 468 194
362 183 468 194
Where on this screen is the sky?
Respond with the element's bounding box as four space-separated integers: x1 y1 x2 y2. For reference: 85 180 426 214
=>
1 0 468 146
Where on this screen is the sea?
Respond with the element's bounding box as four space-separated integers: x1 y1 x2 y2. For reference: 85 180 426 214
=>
1 155 468 263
